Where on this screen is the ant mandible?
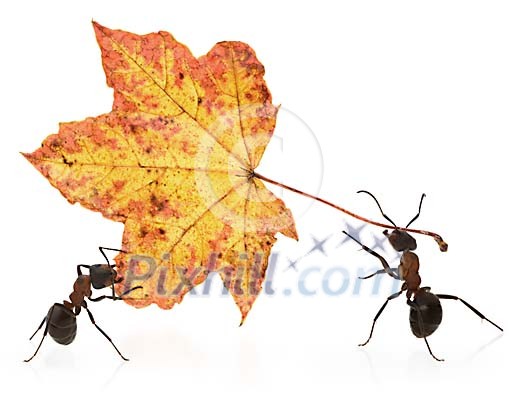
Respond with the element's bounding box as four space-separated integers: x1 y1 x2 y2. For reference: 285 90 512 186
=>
343 192 503 361
24 247 142 362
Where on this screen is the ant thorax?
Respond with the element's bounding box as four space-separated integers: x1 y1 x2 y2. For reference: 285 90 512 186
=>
398 251 419 279
399 251 421 298
68 275 92 306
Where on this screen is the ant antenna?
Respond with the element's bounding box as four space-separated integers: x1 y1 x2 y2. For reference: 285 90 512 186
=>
98 247 126 266
357 190 397 227
405 193 426 228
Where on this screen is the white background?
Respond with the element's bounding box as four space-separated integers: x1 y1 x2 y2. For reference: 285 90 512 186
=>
1 0 523 398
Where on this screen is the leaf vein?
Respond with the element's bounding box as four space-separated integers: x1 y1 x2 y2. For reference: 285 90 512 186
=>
229 44 253 168
99 29 248 168
168 179 249 257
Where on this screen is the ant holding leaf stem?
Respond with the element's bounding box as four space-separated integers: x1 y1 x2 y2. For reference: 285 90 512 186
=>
343 192 503 361
24 247 142 362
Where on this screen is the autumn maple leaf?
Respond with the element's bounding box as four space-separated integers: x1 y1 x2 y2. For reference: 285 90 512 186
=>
24 22 297 322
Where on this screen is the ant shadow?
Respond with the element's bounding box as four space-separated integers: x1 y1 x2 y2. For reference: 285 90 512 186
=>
358 332 503 382
463 333 503 363
22 344 128 394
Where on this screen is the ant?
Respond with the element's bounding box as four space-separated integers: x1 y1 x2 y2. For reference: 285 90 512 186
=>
24 247 142 362
343 192 503 361
343 231 503 361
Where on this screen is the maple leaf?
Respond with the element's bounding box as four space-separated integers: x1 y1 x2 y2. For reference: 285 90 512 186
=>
24 22 297 322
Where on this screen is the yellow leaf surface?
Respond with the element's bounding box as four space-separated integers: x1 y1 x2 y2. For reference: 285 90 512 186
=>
24 22 297 322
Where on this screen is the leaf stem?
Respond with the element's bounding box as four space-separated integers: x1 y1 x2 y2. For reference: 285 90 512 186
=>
253 172 448 252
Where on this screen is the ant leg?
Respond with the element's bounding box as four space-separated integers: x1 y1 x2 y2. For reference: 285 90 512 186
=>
359 290 404 346
28 316 46 341
359 268 400 280
405 193 426 228
24 308 55 362
357 190 397 227
83 305 129 361
77 264 91 276
24 325 49 362
89 285 143 302
407 300 444 361
422 336 443 362
342 231 399 279
436 294 503 331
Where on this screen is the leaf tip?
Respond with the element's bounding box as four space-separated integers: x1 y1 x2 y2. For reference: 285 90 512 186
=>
20 152 33 163
92 20 108 38
239 309 250 327
281 224 299 242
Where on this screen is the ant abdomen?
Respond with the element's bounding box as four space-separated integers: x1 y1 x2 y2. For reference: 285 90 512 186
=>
47 304 77 345
409 290 443 338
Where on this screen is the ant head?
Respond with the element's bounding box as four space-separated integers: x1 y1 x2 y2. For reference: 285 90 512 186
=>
358 191 426 252
89 264 118 290
383 229 417 252
92 247 126 289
